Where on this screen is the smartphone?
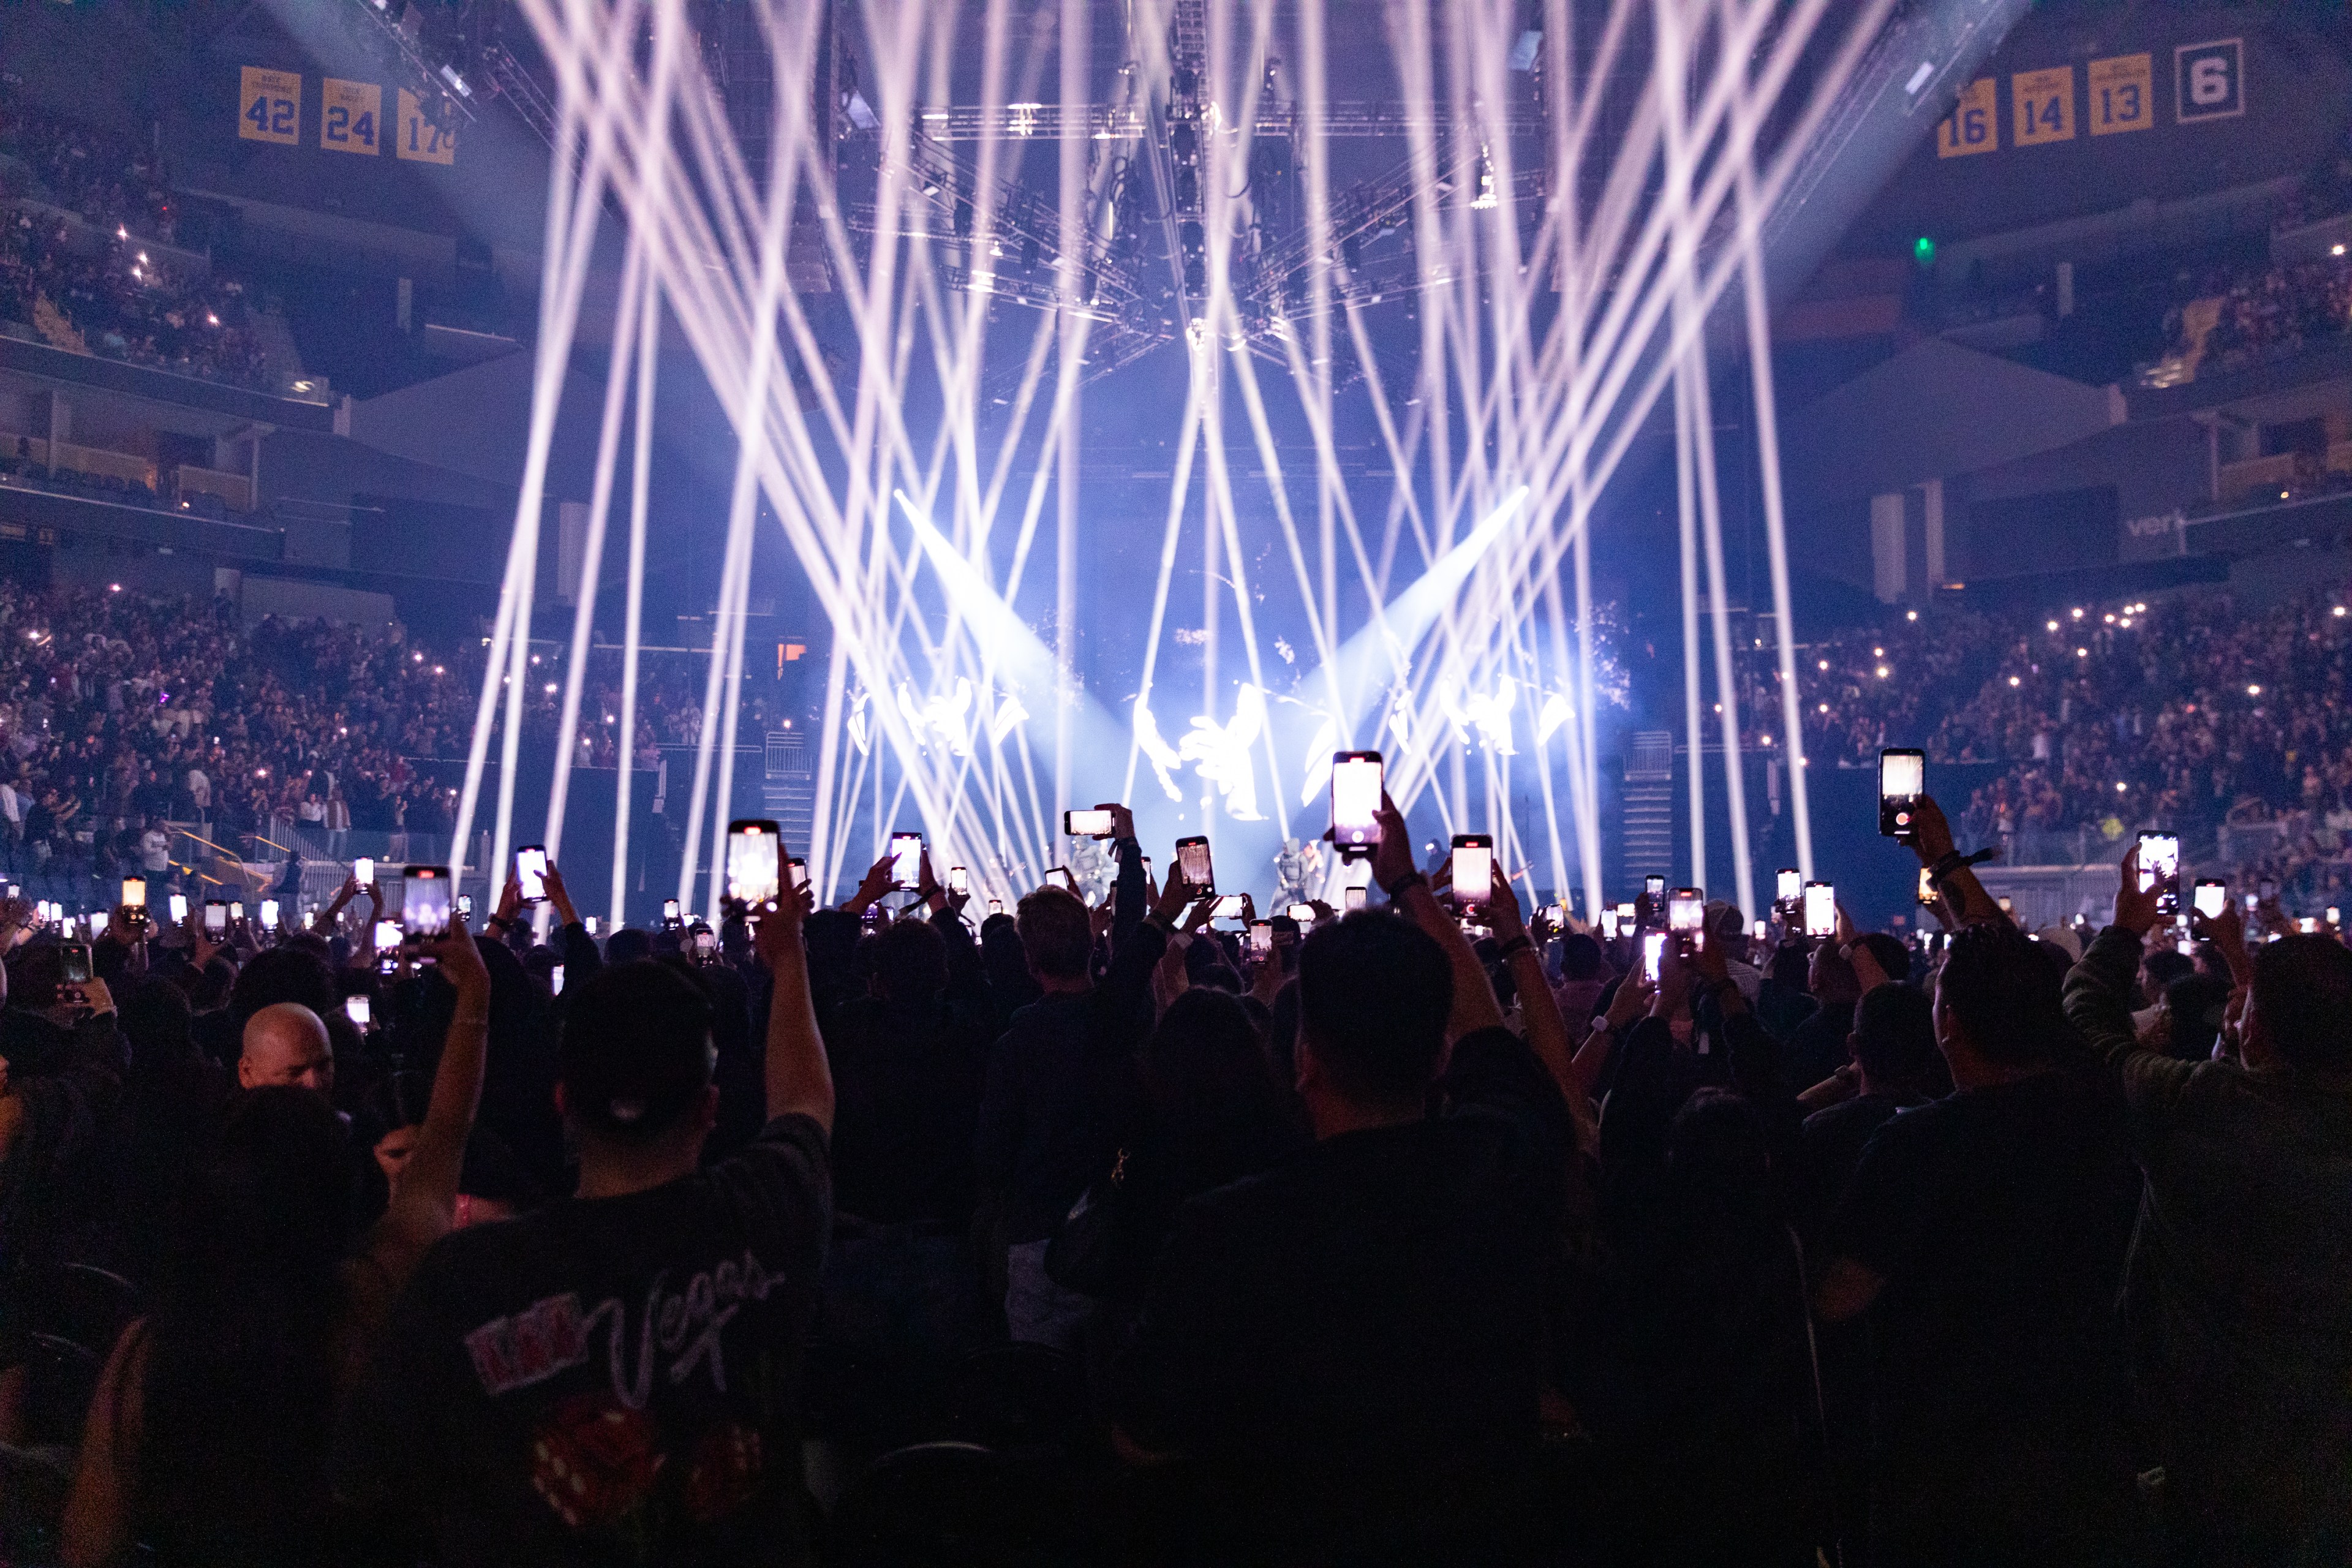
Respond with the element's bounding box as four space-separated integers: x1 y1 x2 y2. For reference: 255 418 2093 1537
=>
230 902 244 924
88 910 108 937
1343 884 1368 911
789 859 810 892
1249 920 1273 957
1616 901 1636 927
61 940 90 984
168 892 189 923
552 963 565 995
2331 907 2342 928
1064 808 1115 838
1879 747 1926 840
693 928 718 960
1287 902 1316 922
1917 866 1937 907
1644 874 1667 900
402 865 453 940
515 845 549 904
1330 751 1384 856
1450 835 1493 907
1176 835 1215 894
889 832 923 889
1640 930 1666 984
354 856 375 888
2301 917 2321 934
203 900 228 938
121 876 146 910
2135 831 2180 918
260 898 279 929
662 898 682 926
2193 879 2226 920
724 820 782 908
1668 888 1705 946
586 916 600 935
345 995 371 1028
1212 894 1246 920
988 897 1005 914
1803 881 1835 940
1775 867 1800 908
457 894 475 919
1600 908 1619 940
949 865 970 895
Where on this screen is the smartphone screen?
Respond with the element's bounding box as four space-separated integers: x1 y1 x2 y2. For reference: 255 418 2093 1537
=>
1600 909 1619 939
121 876 146 909
2136 831 2180 916
1776 867 1801 907
1343 885 1368 911
1668 888 1704 939
1064 809 1115 838
1450 835 1493 907
373 919 401 951
88 910 108 937
1249 921 1272 956
788 859 810 892
61 941 91 985
586 916 599 935
988 898 1005 914
457 894 475 919
354 856 375 888
2194 880 2226 920
1330 752 1384 854
168 892 189 924
1917 866 1937 906
694 929 718 959
203 901 228 938
1803 882 1835 940
1879 748 1925 839
230 902 244 924
663 899 682 925
1176 835 1215 894
889 832 923 889
1287 902 1316 922
552 963 565 995
725 820 782 907
515 846 548 904
1644 874 1665 899
345 995 371 1028
1641 931 1666 984
1212 894 1246 919
260 899 279 930
402 865 453 940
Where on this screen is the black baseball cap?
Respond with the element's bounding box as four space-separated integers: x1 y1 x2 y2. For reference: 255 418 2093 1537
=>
557 961 716 1141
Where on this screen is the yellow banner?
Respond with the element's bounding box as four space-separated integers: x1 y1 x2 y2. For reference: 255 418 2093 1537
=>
238 66 301 146
321 78 383 155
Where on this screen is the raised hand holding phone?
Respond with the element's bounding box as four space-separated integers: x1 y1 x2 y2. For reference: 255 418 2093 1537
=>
2112 840 2165 937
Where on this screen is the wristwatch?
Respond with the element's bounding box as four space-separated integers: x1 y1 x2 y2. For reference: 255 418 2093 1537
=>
1381 869 1428 899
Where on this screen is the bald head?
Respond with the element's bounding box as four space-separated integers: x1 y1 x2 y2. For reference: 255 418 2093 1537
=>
240 1002 334 1095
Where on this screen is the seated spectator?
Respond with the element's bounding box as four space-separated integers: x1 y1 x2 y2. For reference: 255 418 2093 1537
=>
337 896 835 1565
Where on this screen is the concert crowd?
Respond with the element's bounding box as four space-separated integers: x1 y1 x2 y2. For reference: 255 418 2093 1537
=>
0 777 2342 1568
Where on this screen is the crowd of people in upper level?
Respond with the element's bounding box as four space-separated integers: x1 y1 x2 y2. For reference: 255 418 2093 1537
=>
1782 582 2352 858
2153 250 2352 385
0 787 2342 1567
0 582 751 903
0 94 275 392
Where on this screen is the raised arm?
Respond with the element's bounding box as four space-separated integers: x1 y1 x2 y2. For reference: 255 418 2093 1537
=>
752 888 832 1134
368 922 491 1273
1484 862 1574 1099
1906 794 2006 927
1371 793 1506 1042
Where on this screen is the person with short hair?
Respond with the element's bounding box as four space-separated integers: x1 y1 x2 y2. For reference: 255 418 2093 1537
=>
974 807 1180 1348
339 891 835 1565
2065 848 2352 1561
1108 796 1570 1556
1815 918 2141 1565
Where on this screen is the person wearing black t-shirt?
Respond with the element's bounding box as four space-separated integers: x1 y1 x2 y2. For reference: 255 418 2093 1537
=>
1109 794 1569 1560
1815 918 2140 1567
339 892 834 1567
